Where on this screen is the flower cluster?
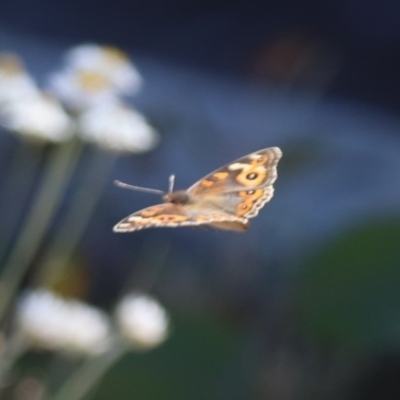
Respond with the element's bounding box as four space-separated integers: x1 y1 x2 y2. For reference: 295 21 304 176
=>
0 45 158 152
16 290 169 356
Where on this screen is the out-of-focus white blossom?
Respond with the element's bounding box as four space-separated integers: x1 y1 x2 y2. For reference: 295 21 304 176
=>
48 69 119 111
0 93 74 142
48 44 142 111
115 293 169 349
64 44 142 95
78 102 159 152
0 54 39 105
17 290 111 356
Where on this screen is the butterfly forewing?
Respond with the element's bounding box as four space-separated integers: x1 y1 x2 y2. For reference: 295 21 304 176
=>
188 147 282 195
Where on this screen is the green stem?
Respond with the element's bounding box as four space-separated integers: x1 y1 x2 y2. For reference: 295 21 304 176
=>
49 342 127 400
0 139 82 323
34 149 118 288
0 333 28 387
0 140 45 264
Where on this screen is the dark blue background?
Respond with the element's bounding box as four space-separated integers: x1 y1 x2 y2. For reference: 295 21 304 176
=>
1 2 400 399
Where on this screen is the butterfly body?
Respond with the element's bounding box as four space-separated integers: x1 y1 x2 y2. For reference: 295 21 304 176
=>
114 147 282 233
163 191 191 205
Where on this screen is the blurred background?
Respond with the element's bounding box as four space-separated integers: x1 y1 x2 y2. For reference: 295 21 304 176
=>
0 1 400 399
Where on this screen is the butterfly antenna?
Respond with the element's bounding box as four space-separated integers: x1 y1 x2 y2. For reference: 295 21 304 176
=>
168 174 175 193
114 180 164 195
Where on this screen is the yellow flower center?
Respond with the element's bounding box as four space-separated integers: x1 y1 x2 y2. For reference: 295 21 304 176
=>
76 71 110 92
0 54 24 76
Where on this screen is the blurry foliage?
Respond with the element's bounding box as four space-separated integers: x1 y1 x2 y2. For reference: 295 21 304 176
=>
93 316 240 400
14 315 237 400
296 219 400 352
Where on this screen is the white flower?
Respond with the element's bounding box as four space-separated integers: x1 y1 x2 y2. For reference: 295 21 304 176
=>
48 44 142 110
78 102 159 152
48 68 119 111
115 293 169 349
64 44 142 95
0 93 74 142
0 54 39 105
17 290 111 356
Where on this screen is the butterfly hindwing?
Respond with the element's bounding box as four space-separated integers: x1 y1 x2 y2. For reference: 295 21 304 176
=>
113 203 248 232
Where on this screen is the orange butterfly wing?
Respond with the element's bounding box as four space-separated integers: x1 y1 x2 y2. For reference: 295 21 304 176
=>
113 203 247 232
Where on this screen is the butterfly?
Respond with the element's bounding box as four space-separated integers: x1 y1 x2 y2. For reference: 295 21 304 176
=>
113 147 282 232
